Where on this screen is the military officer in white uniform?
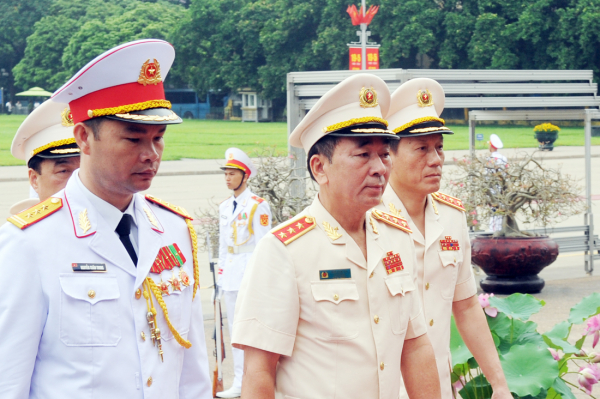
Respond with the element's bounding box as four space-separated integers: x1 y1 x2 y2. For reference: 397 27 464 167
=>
217 147 271 398
232 74 441 399
379 78 510 398
0 40 211 399
487 134 507 232
9 100 81 214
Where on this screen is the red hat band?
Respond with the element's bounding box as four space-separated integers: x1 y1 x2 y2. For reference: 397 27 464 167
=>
225 160 251 176
69 81 170 123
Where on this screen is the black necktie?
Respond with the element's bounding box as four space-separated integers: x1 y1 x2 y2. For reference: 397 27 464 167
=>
232 200 237 214
116 214 138 266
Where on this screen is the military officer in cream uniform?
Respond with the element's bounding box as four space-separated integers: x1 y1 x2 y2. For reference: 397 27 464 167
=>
0 40 211 399
379 78 510 398
9 99 81 215
232 74 441 399
217 147 271 398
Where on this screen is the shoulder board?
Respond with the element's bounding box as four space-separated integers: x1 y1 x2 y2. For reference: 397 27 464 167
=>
251 195 265 204
271 215 316 245
371 209 412 234
145 194 192 220
7 197 62 230
219 196 231 205
432 192 466 212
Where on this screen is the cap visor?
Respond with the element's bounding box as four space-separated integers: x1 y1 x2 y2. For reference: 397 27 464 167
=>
105 108 182 125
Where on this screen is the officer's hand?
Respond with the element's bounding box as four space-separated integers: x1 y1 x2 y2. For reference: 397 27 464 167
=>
491 387 512 399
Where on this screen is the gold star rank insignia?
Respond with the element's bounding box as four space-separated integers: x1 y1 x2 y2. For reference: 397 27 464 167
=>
371 209 412 233
431 192 466 212
7 197 63 230
272 215 316 245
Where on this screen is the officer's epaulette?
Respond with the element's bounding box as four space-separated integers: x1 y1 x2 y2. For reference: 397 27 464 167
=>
7 197 63 230
145 194 192 220
271 215 316 245
431 192 466 212
371 209 412 234
251 195 265 204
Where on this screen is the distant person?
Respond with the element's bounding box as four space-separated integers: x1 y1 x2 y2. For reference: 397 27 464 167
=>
34 101 40 109
487 134 507 232
5 101 12 114
9 100 80 215
216 147 271 398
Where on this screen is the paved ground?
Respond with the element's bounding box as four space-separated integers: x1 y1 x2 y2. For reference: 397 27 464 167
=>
1 145 598 397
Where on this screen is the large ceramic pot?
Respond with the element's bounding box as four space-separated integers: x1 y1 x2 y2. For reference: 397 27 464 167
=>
534 131 559 151
471 235 559 294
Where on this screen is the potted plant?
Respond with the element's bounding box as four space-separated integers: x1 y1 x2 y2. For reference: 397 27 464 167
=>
534 123 560 151
446 152 585 294
451 292 600 399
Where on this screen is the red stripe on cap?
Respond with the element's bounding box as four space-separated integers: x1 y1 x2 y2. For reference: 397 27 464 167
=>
69 82 166 123
226 160 251 176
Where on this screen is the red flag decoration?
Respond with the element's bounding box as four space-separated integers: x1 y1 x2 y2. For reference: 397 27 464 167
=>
346 4 379 25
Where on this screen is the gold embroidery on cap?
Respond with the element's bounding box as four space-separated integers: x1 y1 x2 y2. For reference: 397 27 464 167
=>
30 138 77 157
50 148 80 154
417 89 434 107
61 108 74 127
359 87 378 108
88 100 172 119
409 126 451 134
323 116 388 134
393 116 445 134
138 59 162 86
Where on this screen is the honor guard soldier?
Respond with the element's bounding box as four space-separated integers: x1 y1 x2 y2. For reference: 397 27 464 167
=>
216 147 271 398
379 78 510 398
9 99 81 214
0 40 211 399
232 74 441 399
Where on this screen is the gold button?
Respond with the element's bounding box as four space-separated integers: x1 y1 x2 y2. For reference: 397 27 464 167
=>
135 289 142 299
425 282 430 290
51 198 59 204
147 377 153 387
333 294 339 301
374 315 379 324
88 290 96 299
369 271 374 278
380 362 385 370
141 331 146 341
430 319 434 326
454 257 457 263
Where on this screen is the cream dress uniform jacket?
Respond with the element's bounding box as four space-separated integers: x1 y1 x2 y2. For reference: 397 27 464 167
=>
218 188 271 291
378 187 477 398
0 172 211 399
232 196 427 399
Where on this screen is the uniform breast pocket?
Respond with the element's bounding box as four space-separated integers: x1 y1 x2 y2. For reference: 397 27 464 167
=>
384 272 416 335
59 274 121 346
310 281 360 341
159 287 192 341
438 250 462 300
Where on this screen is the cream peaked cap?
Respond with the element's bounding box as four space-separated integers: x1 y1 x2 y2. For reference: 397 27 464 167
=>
221 147 257 177
386 78 452 137
11 99 78 163
289 73 393 151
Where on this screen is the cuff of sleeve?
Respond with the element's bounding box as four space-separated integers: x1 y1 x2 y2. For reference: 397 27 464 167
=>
231 318 295 356
453 274 477 302
405 308 427 339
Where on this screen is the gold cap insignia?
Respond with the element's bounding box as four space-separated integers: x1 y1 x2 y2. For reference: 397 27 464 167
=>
359 87 378 108
138 59 162 86
61 108 74 127
417 89 434 107
228 153 235 160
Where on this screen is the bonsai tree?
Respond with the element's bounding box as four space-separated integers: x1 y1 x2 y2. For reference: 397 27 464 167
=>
445 152 585 237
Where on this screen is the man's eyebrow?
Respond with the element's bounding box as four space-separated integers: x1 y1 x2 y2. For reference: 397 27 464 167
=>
125 124 148 133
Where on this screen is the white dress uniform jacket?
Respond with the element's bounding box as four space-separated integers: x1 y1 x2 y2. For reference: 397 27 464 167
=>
0 172 211 399
232 196 427 399
218 188 271 292
379 188 477 398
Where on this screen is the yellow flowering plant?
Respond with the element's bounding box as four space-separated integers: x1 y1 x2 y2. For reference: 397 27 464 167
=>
534 123 561 133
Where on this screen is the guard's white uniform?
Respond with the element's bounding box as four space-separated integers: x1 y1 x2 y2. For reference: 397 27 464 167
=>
217 187 271 390
0 172 211 399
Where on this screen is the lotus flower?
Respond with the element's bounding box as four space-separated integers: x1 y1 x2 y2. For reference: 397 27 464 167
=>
584 314 600 348
589 352 600 363
478 293 498 317
578 364 600 394
548 348 563 361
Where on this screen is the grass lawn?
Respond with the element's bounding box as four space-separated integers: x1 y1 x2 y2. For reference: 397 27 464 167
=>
1 115 598 166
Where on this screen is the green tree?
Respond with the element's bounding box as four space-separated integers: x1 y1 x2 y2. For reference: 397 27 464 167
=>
0 0 51 101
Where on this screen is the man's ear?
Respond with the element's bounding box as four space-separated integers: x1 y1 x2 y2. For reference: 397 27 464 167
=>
28 168 40 194
310 154 329 185
73 123 92 155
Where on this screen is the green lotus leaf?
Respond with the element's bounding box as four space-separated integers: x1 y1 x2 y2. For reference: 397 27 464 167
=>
487 312 512 339
550 377 576 399
542 321 579 354
575 335 586 350
450 316 473 366
501 343 559 397
498 319 544 354
458 374 493 399
568 292 600 324
488 293 544 321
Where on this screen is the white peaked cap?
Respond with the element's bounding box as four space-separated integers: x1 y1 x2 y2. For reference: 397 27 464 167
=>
289 73 396 152
490 134 503 149
221 148 257 177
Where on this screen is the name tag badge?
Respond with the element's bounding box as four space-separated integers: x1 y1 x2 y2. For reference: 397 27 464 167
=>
72 263 107 272
320 268 351 280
